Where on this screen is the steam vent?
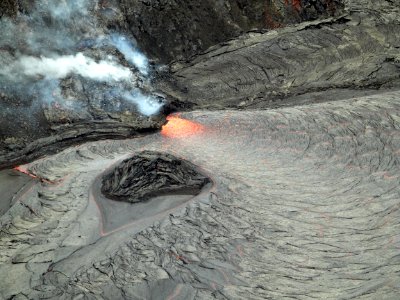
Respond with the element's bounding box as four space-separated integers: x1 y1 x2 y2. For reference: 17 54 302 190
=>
2 0 400 299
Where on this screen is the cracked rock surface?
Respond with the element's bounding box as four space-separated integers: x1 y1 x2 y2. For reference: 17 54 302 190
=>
158 0 400 109
2 0 400 299
0 0 166 169
119 0 343 63
2 0 400 168
1 91 400 299
102 151 211 203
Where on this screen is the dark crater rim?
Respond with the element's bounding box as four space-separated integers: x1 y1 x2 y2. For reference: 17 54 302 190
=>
100 151 213 204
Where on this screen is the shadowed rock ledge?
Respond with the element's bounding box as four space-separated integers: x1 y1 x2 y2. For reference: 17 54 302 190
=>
119 0 344 63
156 0 400 110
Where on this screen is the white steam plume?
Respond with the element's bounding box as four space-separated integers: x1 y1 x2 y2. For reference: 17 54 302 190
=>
9 53 133 82
111 34 149 76
122 90 163 116
45 0 90 20
0 0 165 117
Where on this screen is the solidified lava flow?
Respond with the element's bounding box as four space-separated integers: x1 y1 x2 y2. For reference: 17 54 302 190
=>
101 151 210 203
1 91 400 299
2 0 400 298
14 165 60 184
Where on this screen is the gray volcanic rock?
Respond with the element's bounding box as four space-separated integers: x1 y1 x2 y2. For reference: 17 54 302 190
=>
0 0 347 169
157 0 400 109
0 169 33 216
119 0 343 63
0 0 18 18
264 0 344 29
2 0 400 299
2 91 400 298
102 151 210 203
0 0 166 169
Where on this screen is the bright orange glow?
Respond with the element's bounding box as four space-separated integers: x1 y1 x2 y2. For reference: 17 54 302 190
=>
14 165 56 184
14 166 37 179
161 115 205 138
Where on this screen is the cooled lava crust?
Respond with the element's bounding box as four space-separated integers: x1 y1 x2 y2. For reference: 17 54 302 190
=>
101 151 210 203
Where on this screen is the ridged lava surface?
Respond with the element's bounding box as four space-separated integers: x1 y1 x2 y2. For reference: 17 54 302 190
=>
101 151 210 203
1 91 400 299
161 0 400 109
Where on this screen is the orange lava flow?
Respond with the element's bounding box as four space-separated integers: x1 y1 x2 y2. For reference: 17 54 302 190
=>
161 115 205 138
14 165 57 184
14 166 37 179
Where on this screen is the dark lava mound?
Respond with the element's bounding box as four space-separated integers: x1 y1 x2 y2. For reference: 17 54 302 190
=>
101 151 210 203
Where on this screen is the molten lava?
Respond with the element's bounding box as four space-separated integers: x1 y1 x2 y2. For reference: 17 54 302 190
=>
161 115 205 138
14 166 37 179
14 165 58 184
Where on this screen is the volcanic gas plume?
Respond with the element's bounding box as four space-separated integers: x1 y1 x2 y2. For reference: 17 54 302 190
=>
0 0 163 117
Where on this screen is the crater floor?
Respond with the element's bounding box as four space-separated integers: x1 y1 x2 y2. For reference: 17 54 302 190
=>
1 90 400 299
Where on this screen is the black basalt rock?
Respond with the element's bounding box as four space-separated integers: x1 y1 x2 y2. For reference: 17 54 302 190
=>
101 151 210 203
0 0 18 18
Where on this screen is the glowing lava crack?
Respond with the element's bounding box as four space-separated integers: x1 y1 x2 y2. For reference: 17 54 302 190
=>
161 114 205 138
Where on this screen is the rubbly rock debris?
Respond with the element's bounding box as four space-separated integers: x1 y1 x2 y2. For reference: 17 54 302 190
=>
101 151 210 203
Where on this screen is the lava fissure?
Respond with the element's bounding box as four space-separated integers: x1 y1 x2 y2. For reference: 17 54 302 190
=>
161 115 205 138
